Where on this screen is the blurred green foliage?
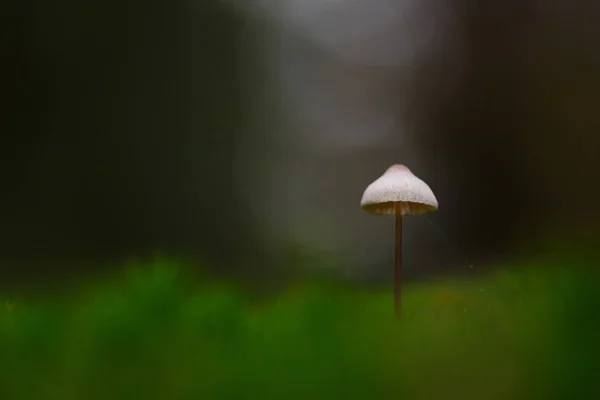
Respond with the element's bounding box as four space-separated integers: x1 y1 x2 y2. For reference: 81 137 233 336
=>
0 258 598 400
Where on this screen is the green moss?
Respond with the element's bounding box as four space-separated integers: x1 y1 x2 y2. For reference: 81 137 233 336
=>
0 259 598 399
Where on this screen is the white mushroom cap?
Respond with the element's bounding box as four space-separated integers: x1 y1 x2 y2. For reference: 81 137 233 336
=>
360 164 438 216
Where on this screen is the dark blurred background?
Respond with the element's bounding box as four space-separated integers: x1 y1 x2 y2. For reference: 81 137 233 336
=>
2 0 599 289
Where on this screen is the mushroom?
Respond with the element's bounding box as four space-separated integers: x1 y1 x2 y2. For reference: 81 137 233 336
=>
360 164 438 317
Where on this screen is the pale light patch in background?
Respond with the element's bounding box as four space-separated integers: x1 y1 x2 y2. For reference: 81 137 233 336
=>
230 0 460 276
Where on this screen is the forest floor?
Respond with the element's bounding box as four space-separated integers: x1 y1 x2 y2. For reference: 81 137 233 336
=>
0 255 598 400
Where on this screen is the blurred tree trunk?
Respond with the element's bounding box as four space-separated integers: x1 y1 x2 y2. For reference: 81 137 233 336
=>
0 0 264 283
409 0 600 261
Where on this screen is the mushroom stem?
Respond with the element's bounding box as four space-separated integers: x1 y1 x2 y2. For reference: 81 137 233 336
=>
394 202 403 317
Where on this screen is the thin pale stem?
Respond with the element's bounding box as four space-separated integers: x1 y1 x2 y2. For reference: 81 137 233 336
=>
394 203 403 317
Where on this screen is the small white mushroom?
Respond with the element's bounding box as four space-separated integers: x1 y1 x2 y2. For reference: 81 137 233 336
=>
360 164 438 317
